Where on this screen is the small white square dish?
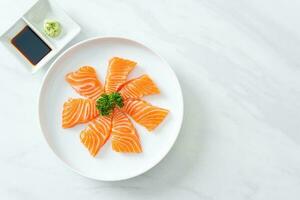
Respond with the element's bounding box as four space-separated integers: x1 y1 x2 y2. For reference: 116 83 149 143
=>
0 0 80 73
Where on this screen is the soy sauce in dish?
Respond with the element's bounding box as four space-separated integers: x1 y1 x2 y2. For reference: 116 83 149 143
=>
11 26 51 65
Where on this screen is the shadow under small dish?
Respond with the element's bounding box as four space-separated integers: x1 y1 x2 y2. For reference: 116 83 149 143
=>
62 57 169 157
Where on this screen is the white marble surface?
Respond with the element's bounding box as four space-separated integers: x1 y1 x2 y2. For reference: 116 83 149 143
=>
1 0 300 199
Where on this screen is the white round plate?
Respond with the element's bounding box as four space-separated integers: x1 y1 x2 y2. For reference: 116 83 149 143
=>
39 37 183 181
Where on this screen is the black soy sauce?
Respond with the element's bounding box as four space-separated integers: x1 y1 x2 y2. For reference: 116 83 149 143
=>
11 26 52 65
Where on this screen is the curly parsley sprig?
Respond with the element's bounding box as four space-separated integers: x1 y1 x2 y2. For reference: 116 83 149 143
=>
96 92 124 116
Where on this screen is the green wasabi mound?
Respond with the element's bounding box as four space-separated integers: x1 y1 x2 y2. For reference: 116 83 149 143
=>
44 20 61 38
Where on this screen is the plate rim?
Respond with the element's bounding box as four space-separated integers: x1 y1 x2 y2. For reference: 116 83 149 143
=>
38 36 184 181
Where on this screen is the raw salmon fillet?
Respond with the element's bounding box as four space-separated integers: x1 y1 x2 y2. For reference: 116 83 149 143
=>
122 99 169 131
62 98 98 128
118 75 160 100
65 66 103 100
104 57 136 94
111 109 142 153
80 116 112 156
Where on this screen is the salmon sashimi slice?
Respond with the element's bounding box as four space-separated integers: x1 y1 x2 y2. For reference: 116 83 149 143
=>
122 99 169 131
104 57 137 94
65 66 103 100
80 116 112 156
111 109 142 153
118 75 160 100
62 98 99 128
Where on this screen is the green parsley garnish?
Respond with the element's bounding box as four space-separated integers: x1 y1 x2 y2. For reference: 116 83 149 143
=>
96 92 124 116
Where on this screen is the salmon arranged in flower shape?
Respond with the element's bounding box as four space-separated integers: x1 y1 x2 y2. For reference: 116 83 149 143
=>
111 109 142 153
62 57 169 157
104 57 136 94
122 99 169 131
62 98 99 128
65 66 103 100
118 75 160 100
80 116 112 156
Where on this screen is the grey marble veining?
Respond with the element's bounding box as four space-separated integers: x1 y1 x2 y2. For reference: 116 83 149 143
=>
0 0 300 199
